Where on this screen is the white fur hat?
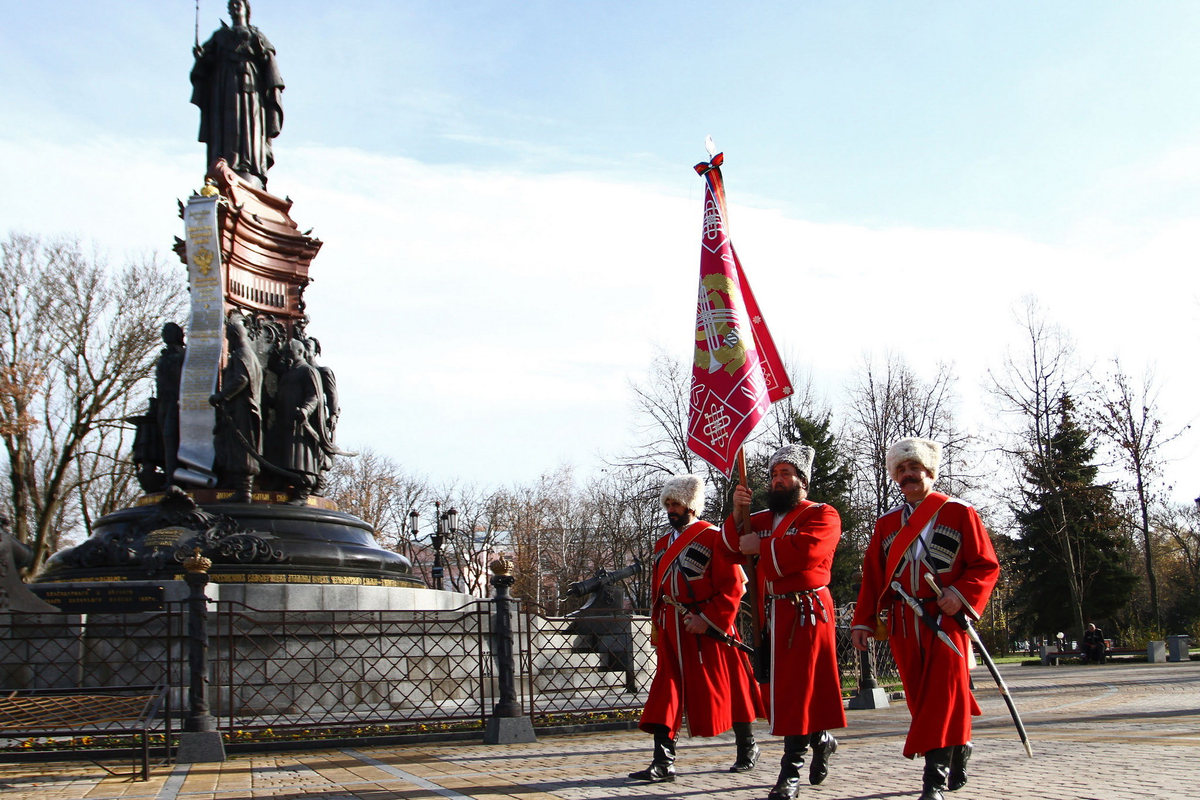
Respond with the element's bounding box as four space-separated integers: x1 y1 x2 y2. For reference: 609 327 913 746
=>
660 474 705 513
886 437 942 482
769 444 815 486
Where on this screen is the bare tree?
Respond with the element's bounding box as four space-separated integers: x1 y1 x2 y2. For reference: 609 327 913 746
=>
74 420 142 537
616 350 702 477
759 365 821 452
1156 503 1200 616
323 447 429 562
0 233 185 570
989 299 1082 474
612 350 770 522
424 481 511 598
1088 362 1186 625
584 466 665 611
845 350 969 518
989 299 1090 636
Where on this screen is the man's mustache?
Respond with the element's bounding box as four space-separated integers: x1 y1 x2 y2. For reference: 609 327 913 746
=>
900 476 921 487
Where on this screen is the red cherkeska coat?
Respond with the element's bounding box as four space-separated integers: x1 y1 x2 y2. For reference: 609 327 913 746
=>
851 495 1000 757
721 501 847 737
639 519 763 738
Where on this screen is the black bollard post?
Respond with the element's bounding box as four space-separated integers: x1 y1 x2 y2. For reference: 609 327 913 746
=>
175 549 226 762
483 556 536 744
848 639 889 709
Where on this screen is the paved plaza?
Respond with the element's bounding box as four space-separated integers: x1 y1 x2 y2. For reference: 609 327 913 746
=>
2 661 1197 800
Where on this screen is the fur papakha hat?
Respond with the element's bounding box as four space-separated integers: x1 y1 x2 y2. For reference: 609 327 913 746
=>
768 444 815 486
886 437 942 482
660 474 705 514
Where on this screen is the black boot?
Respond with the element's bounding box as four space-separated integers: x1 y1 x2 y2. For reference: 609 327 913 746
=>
729 721 760 772
629 727 676 783
918 747 953 800
808 730 837 785
948 742 972 791
767 735 807 800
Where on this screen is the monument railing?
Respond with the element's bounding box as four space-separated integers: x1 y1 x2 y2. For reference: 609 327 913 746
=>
0 607 186 693
517 603 653 721
0 597 895 753
205 599 498 736
0 608 182 767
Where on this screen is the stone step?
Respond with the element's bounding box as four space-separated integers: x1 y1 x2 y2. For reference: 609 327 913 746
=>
532 668 629 692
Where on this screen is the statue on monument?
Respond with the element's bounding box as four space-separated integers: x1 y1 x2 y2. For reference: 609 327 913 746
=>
268 339 326 504
155 322 187 489
191 0 284 189
32 0 418 590
300 337 341 495
209 317 263 503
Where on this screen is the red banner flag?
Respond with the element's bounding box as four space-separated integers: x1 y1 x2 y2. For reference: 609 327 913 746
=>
686 153 793 475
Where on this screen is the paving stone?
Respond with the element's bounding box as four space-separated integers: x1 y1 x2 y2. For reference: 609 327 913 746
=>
0 662 1196 798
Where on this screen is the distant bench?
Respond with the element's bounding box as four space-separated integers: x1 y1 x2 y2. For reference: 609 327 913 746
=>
0 685 168 780
1040 640 1191 666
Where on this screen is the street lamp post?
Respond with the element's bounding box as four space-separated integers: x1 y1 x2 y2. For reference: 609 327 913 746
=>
432 503 457 591
408 504 458 591
432 502 445 591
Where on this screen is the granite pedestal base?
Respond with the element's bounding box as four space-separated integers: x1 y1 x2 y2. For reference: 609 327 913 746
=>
484 715 537 744
175 731 226 763
848 687 890 709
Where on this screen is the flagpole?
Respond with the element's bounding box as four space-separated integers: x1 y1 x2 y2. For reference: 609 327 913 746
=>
690 142 790 681
737 448 763 653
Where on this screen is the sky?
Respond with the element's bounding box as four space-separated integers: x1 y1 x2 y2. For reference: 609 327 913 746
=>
2 1 1199 509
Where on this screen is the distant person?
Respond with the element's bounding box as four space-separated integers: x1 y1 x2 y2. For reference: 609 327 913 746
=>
852 438 1000 800
1083 623 1106 664
630 475 763 784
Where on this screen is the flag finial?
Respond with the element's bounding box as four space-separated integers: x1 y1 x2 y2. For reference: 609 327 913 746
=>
705 135 717 158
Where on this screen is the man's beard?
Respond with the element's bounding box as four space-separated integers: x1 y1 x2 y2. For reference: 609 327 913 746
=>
767 484 802 514
667 511 688 530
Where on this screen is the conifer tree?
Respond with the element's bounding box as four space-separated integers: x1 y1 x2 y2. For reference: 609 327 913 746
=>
754 410 863 604
1011 395 1136 638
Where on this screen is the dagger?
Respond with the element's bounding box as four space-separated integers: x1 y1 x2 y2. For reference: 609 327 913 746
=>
662 594 755 654
890 580 963 657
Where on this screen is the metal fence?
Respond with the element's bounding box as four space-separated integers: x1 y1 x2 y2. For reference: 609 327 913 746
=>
0 598 895 749
209 600 497 736
0 608 185 692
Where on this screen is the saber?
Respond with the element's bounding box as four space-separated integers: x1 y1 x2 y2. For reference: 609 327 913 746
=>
924 574 1033 758
890 581 962 657
662 595 755 654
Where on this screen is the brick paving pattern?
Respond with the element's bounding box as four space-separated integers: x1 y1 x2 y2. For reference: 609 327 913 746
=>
1 661 1196 799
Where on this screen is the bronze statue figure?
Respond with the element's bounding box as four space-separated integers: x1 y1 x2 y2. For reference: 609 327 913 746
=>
210 318 263 503
303 338 340 495
191 0 284 188
129 397 165 492
155 322 187 489
267 339 325 504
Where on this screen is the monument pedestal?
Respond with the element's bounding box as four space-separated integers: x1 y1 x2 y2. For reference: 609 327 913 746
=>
35 493 420 589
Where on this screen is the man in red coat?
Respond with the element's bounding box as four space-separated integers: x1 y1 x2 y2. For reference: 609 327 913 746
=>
631 474 764 783
851 438 1000 800
724 445 846 800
